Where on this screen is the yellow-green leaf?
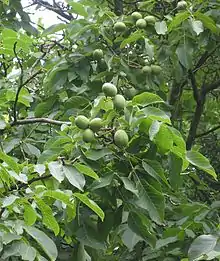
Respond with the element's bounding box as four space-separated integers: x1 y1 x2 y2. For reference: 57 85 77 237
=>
35 197 60 236
74 193 104 221
74 163 99 180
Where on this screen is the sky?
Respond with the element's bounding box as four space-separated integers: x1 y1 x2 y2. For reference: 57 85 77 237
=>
21 0 61 27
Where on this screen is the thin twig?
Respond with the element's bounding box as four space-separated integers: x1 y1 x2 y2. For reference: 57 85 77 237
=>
10 174 52 191
13 42 24 122
33 0 73 21
11 118 71 126
193 43 220 73
13 69 43 124
196 125 220 138
204 78 220 94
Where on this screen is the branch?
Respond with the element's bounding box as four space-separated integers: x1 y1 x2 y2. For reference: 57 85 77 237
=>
11 118 71 126
193 43 220 73
10 174 52 191
196 125 220 138
186 81 207 150
124 0 143 4
13 69 43 123
169 79 187 106
204 78 220 94
188 70 199 102
0 174 52 217
13 42 24 122
33 0 73 21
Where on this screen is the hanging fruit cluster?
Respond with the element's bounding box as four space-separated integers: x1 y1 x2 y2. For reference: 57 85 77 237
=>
74 82 129 149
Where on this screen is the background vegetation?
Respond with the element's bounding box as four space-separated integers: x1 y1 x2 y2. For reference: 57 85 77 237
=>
0 0 220 260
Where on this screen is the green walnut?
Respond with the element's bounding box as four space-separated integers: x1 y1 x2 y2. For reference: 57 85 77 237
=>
114 130 129 148
113 94 126 110
83 129 95 143
177 0 187 9
114 22 126 32
124 87 138 99
144 15 156 23
102 82 117 97
142 65 152 74
151 65 162 75
93 49 103 60
136 19 147 29
75 115 89 130
131 12 142 21
89 118 102 132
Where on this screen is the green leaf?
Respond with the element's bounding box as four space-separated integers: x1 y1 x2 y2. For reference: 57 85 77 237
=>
176 44 193 69
2 195 19 207
34 99 55 117
2 233 22 244
168 152 183 190
8 170 27 183
142 107 171 124
191 20 204 35
168 11 190 31
76 226 106 250
23 143 40 158
186 151 217 180
156 228 180 249
23 202 37 226
155 21 168 35
74 193 105 221
1 241 36 261
63 165 85 191
48 161 65 183
155 125 173 154
142 160 168 185
42 190 76 214
121 227 142 250
77 242 86 261
188 235 218 261
65 96 90 109
42 190 71 205
149 120 161 141
74 163 99 180
120 31 143 48
0 151 20 173
144 38 154 60
34 164 46 176
35 197 60 236
37 254 48 261
68 1 88 17
84 148 112 161
194 12 219 34
18 88 33 107
90 174 113 191
42 23 67 36
120 177 139 196
132 92 164 107
24 226 58 261
128 212 156 247
134 181 165 224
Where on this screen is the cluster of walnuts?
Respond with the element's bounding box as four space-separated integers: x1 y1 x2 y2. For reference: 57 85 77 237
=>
74 2 189 147
75 82 129 148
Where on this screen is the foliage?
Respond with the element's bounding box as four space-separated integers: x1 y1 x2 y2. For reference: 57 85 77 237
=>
0 0 220 260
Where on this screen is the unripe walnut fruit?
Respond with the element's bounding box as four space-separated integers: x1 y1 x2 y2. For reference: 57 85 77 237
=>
75 115 89 130
114 130 129 148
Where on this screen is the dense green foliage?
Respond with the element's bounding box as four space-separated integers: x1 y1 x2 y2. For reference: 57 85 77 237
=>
0 0 220 260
